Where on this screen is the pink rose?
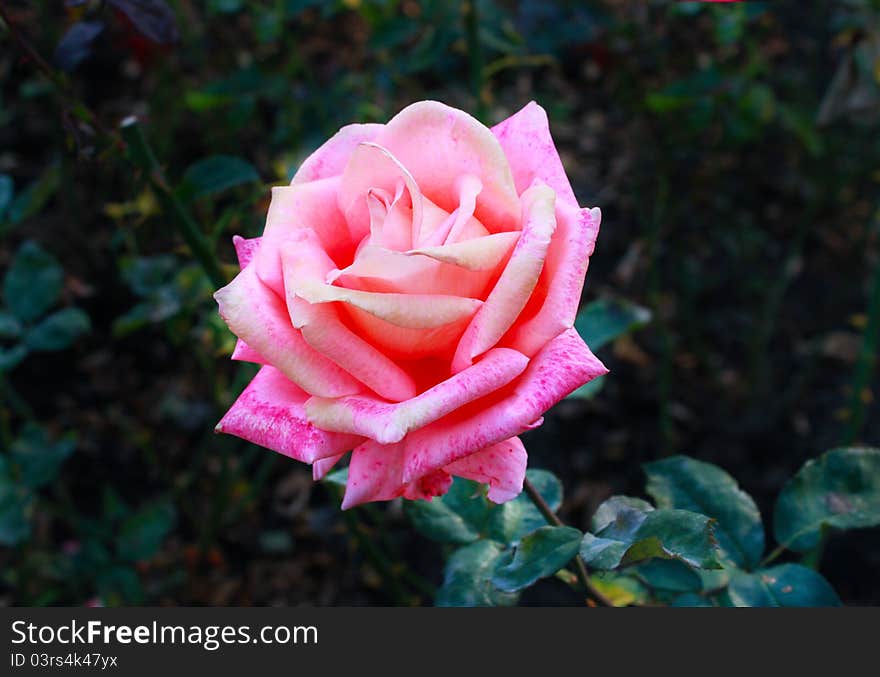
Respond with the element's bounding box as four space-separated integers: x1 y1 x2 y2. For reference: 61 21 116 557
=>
214 101 606 508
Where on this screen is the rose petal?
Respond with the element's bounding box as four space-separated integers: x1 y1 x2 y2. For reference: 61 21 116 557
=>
407 231 520 272
376 101 521 232
256 178 355 297
312 454 344 481
291 122 383 185
214 263 361 397
491 101 578 207
452 182 556 372
416 174 483 247
304 347 530 444
232 235 261 269
339 306 477 360
341 439 407 509
216 366 362 463
403 328 607 483
280 236 417 402
295 282 482 330
231 339 266 364
508 204 602 356
444 436 527 504
338 142 423 247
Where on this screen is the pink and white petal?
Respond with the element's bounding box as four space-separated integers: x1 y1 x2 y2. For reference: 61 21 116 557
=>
444 436 527 504
216 366 362 464
451 183 556 373
376 101 521 232
407 231 519 272
305 347 530 444
312 453 344 481
295 282 482 330
416 174 482 248
491 101 578 207
214 263 361 397
331 245 494 299
231 339 266 364
338 142 423 246
341 439 408 509
340 306 476 360
291 123 383 185
232 235 261 269
255 178 355 296
279 236 417 402
403 328 607 483
507 204 602 356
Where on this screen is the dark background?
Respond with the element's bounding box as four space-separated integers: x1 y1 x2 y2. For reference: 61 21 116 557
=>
1 0 878 606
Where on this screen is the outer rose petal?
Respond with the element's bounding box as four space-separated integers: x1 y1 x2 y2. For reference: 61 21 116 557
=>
256 178 355 296
452 182 556 373
443 436 527 504
304 347 530 444
491 101 578 207
231 339 265 364
232 235 261 269
230 236 266 364
342 442 453 508
375 101 521 232
403 328 607 483
291 123 383 185
312 454 344 481
507 203 601 356
216 366 362 463
342 439 407 508
214 263 361 397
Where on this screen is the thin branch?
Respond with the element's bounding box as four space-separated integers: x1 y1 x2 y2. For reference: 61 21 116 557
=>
522 478 614 607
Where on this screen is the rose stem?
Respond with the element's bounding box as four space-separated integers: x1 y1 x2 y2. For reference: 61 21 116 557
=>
119 117 226 289
522 477 613 607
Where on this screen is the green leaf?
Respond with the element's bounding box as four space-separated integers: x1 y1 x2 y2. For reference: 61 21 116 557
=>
727 564 841 607
0 344 28 372
3 241 64 322
10 423 76 490
670 592 714 607
0 174 12 221
0 311 23 340
23 307 90 352
574 297 651 352
773 447 880 552
634 559 703 593
179 155 260 201
435 540 518 607
405 488 483 545
117 500 176 561
492 526 583 592
487 469 563 543
645 455 765 569
591 495 654 533
582 500 721 570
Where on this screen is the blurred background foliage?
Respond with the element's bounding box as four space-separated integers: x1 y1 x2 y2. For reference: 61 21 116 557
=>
0 0 879 605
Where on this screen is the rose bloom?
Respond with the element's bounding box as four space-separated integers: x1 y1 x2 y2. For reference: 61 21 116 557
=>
215 101 606 508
